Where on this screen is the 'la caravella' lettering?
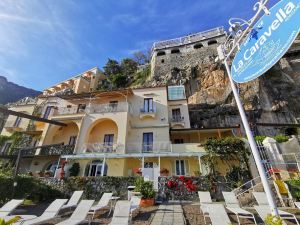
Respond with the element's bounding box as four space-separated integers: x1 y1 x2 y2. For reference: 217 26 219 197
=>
233 1 296 73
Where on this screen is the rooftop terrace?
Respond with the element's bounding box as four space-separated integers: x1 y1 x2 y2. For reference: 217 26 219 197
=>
152 27 225 51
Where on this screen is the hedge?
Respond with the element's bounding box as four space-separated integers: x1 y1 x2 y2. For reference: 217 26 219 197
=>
0 175 63 205
0 176 138 205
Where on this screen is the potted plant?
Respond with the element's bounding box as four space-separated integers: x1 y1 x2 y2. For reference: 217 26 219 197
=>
44 170 53 178
36 171 44 177
140 181 156 207
160 168 169 176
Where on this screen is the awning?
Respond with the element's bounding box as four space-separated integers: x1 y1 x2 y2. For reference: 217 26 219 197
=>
62 152 206 160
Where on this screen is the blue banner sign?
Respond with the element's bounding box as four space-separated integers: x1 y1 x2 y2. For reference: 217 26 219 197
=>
231 0 300 83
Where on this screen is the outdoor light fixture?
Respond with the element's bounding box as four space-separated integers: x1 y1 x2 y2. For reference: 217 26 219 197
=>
216 0 300 216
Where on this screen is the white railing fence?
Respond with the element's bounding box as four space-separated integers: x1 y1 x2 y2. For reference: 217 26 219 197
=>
83 142 124 153
126 141 171 153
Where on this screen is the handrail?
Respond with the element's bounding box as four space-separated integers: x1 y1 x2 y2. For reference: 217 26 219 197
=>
233 172 272 197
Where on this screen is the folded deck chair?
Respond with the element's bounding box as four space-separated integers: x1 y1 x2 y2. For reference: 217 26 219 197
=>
130 196 141 213
253 192 299 225
56 200 95 225
222 192 257 225
12 199 68 225
202 203 232 225
61 190 83 211
88 193 112 220
198 191 212 224
0 199 24 217
109 201 131 225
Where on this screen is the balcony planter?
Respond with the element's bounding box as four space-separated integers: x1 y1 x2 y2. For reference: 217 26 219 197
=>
160 168 169 177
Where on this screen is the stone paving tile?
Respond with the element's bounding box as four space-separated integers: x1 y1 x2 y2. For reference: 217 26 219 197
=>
150 203 185 225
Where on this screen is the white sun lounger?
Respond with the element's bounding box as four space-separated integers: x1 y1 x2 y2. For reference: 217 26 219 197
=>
253 192 299 225
88 193 112 220
0 199 24 217
13 199 68 225
198 191 213 224
222 191 257 225
60 190 83 211
202 203 232 225
295 202 300 209
56 200 95 225
109 200 131 225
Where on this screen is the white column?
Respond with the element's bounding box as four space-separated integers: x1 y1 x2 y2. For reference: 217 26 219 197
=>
158 156 161 171
101 157 106 176
198 156 202 174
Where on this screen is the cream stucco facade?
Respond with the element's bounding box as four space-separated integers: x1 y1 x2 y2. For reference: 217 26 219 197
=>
1 70 239 178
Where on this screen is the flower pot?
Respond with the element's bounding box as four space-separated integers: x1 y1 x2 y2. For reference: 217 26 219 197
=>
140 198 155 207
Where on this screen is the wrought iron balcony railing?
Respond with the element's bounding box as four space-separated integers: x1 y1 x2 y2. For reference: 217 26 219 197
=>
84 142 122 153
170 116 184 123
126 142 171 153
39 144 75 156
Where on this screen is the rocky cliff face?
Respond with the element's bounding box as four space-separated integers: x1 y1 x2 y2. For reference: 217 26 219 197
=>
0 76 41 104
150 40 300 136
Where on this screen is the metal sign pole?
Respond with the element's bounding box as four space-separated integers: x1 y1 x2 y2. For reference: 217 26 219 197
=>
224 60 279 215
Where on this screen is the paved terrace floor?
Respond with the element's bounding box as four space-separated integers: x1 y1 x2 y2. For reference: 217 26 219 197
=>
150 203 185 225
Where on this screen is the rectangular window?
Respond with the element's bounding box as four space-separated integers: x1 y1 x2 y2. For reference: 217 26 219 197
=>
143 98 154 113
68 136 77 146
142 132 153 152
175 160 186 175
144 162 154 168
168 86 186 100
77 104 86 113
43 106 53 119
14 117 22 127
1 142 12 154
103 134 114 146
172 108 182 121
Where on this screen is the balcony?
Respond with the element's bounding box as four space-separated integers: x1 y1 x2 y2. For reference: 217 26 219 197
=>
171 143 205 153
83 142 123 154
127 142 171 154
4 121 24 132
39 144 75 156
52 107 85 117
89 102 130 114
170 116 185 128
139 107 156 119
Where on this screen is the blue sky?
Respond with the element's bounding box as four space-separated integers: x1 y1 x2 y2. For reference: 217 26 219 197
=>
0 0 277 91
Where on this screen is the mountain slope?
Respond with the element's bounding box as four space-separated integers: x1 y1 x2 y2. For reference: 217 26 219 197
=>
0 76 41 104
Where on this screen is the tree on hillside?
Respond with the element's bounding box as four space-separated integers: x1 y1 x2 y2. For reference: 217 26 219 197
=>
121 58 138 79
103 59 121 77
132 50 151 65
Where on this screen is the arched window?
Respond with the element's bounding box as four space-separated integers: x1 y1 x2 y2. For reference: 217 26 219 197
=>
157 51 166 56
171 49 180 54
84 160 107 177
194 43 204 49
208 40 218 46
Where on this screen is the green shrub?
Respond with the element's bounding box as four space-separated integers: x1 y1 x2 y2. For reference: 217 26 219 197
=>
255 135 266 143
134 177 144 192
273 135 289 143
69 163 80 177
264 214 283 225
140 181 155 199
0 176 63 204
287 179 300 200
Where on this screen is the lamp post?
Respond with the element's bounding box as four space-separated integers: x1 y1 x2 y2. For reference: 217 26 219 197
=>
217 0 279 215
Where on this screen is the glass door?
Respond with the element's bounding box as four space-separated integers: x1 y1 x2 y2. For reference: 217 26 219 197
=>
142 132 153 152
